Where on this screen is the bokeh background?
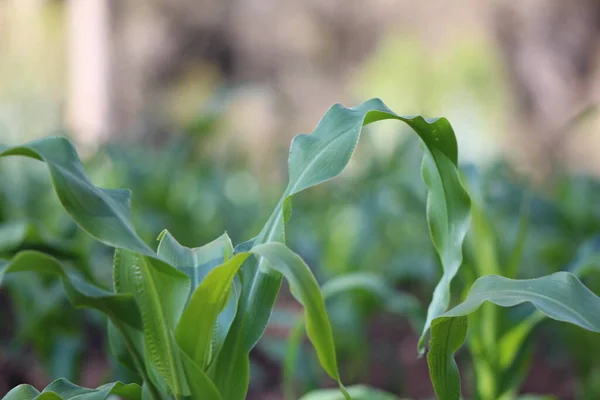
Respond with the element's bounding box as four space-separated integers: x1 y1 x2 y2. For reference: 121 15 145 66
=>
1 0 600 399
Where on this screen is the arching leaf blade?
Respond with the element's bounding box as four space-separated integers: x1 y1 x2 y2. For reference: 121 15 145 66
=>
250 243 349 399
0 251 140 329
0 137 153 256
217 99 470 397
210 244 349 400
4 380 141 400
158 230 238 363
284 272 423 399
428 272 600 400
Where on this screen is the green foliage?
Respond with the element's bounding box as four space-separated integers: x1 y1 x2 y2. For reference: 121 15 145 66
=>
425 166 600 399
427 272 600 400
5 97 600 400
4 379 141 400
0 98 468 400
299 385 405 400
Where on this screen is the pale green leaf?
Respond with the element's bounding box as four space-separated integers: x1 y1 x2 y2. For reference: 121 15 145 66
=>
157 230 234 290
158 230 238 363
3 384 40 400
4 379 141 400
298 385 402 400
428 272 600 400
284 272 423 400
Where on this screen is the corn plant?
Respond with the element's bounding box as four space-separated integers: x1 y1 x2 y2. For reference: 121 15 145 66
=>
0 98 469 400
426 209 600 398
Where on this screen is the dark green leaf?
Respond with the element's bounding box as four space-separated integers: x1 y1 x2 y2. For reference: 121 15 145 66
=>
0 252 140 330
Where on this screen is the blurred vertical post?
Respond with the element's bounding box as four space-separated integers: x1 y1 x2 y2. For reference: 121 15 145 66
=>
66 0 112 148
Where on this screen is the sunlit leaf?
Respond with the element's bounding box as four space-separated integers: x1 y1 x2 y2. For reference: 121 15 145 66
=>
284 271 423 400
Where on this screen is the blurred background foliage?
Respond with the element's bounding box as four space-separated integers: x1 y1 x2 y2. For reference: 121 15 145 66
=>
1 0 600 399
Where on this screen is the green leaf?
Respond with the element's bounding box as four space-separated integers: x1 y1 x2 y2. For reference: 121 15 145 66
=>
0 252 140 330
428 272 600 400
215 99 470 398
4 379 141 400
252 243 346 394
157 230 234 290
3 384 41 400
176 252 249 369
0 137 153 256
0 137 190 398
179 348 224 400
427 317 468 400
0 252 163 399
158 230 238 363
284 272 423 400
298 385 403 400
207 243 348 400
113 249 190 397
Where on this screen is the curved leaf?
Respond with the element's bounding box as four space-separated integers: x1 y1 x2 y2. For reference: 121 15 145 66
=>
181 243 348 400
157 230 234 291
428 272 600 400
252 243 346 396
216 98 470 398
158 230 238 362
3 384 41 400
298 385 403 400
0 137 195 397
284 272 423 400
4 379 141 400
0 252 140 329
0 137 152 256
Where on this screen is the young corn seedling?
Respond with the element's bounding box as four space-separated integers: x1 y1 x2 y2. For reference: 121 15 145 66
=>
426 190 600 399
0 98 469 400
